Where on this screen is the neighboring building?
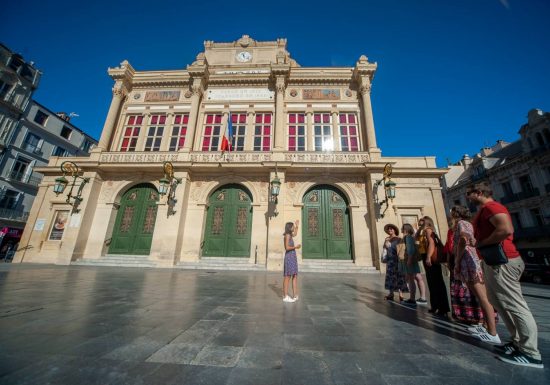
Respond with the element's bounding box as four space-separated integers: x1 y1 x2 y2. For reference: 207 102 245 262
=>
442 108 550 259
0 101 97 256
0 43 41 258
15 35 447 271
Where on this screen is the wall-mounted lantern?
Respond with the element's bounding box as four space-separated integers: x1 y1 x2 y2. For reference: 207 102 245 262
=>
53 161 89 211
374 163 397 218
158 161 181 198
270 164 281 216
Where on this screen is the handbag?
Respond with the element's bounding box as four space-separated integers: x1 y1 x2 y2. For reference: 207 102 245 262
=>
396 239 406 261
477 243 508 266
429 233 446 264
381 247 388 263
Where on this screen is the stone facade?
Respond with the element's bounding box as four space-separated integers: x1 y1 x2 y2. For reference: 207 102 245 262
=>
442 108 550 259
14 35 447 271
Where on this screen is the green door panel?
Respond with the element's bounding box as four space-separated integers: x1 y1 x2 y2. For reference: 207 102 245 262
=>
302 186 351 260
109 184 158 255
203 185 252 257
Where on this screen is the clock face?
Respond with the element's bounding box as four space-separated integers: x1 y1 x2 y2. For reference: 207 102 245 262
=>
236 51 252 62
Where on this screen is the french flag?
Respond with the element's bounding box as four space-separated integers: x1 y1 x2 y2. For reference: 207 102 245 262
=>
221 112 233 152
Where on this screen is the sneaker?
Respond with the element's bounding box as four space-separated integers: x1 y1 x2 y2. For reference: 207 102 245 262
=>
416 298 428 305
476 331 501 345
403 299 417 305
468 325 487 334
498 351 544 369
497 342 517 355
293 296 299 301
283 296 296 303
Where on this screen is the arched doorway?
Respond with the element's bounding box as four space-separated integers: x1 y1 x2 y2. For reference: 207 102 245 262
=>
108 183 159 255
202 184 253 257
302 185 352 260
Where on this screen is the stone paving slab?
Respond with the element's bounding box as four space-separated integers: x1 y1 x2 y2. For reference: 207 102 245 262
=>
0 264 548 384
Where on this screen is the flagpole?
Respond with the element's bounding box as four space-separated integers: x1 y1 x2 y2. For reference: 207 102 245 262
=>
227 112 231 162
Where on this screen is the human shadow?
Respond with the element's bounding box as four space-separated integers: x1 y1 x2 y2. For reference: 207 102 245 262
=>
343 283 500 354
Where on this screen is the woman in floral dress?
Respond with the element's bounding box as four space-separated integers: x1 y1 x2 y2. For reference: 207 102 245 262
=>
383 224 408 301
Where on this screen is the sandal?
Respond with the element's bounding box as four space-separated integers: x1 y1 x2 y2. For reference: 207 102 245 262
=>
399 295 404 302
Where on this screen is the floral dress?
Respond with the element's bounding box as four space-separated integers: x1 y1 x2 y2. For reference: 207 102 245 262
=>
284 236 298 276
384 237 408 292
454 220 483 284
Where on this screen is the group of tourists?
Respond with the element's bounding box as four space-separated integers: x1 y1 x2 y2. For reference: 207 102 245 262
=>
281 182 543 369
382 182 543 368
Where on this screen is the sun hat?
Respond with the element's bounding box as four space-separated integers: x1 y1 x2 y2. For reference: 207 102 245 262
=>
384 223 399 236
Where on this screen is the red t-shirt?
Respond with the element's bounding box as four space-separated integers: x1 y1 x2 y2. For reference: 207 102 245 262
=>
472 200 520 259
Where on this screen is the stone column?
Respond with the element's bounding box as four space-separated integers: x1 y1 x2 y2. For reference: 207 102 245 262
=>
274 76 286 151
306 111 313 151
331 110 339 151
359 77 378 151
97 82 128 151
183 80 204 151
266 169 285 270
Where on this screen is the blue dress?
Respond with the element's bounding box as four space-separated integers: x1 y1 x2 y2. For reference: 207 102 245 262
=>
384 237 408 291
284 236 298 276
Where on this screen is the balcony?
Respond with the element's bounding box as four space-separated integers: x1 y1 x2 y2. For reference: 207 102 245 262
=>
514 225 550 240
6 171 42 187
0 208 29 222
500 188 540 204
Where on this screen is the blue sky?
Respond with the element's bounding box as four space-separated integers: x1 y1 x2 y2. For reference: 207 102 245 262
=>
2 0 549 167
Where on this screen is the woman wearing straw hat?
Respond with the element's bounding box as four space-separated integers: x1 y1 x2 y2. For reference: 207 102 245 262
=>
383 223 408 301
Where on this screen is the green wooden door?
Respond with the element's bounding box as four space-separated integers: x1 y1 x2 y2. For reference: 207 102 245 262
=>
109 184 159 255
203 184 252 257
302 186 351 260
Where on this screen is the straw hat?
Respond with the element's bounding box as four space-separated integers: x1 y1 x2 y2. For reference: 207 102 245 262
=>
384 224 399 236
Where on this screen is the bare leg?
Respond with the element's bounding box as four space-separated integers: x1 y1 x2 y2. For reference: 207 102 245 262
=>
292 275 298 298
469 282 497 335
283 276 290 298
415 273 426 298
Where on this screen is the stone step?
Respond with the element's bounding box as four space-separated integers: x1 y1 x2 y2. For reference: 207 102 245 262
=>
300 260 378 274
176 257 265 271
72 254 157 268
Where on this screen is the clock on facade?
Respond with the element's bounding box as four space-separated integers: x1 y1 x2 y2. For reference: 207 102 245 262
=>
236 51 252 62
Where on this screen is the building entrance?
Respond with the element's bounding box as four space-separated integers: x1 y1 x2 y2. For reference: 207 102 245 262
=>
108 183 158 255
302 185 352 260
202 184 252 257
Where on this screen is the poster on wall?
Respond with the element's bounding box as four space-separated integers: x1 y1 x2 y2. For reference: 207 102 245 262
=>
49 210 69 240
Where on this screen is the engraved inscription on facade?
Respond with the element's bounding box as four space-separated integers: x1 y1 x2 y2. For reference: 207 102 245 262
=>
207 88 274 101
145 91 181 102
303 89 340 100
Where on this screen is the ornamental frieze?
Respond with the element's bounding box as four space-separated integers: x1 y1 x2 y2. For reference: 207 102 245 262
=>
100 153 178 163
190 153 272 163
284 153 370 164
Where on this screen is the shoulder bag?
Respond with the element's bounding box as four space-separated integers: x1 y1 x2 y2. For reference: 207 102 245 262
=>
477 243 508 266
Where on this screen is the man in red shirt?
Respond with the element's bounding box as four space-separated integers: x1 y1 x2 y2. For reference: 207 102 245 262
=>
467 182 543 368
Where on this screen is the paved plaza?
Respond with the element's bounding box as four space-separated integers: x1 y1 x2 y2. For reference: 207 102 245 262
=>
0 264 549 385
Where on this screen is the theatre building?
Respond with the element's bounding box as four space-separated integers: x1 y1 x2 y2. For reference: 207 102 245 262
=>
14 35 447 272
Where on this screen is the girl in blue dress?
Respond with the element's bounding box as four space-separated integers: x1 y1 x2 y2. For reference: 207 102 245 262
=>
283 220 300 303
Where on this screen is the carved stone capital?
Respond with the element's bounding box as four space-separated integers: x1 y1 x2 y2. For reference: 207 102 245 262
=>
275 76 286 93
191 84 204 97
112 82 128 98
359 84 371 95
